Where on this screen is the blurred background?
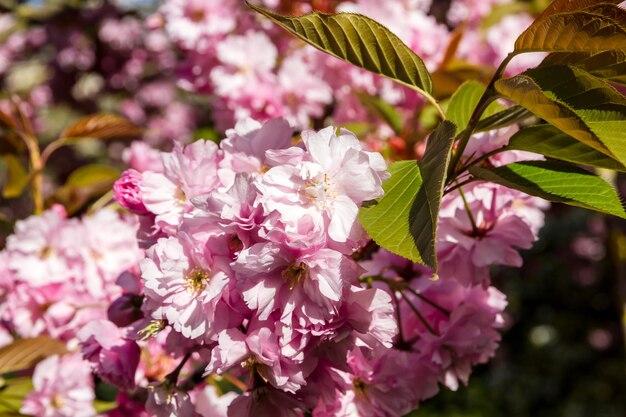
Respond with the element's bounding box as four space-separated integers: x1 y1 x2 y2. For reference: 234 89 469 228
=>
1 0 625 415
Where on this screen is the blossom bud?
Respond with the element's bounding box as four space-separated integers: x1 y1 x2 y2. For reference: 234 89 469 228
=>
114 169 149 214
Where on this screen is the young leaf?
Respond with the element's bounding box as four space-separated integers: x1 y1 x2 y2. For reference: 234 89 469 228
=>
514 5 626 54
0 337 67 375
358 121 457 269
48 164 120 214
0 377 33 414
541 50 626 86
246 1 433 94
508 124 626 171
469 161 626 219
60 113 142 140
64 164 120 188
1 154 29 199
358 161 425 264
495 64 626 164
446 81 504 133
355 91 403 134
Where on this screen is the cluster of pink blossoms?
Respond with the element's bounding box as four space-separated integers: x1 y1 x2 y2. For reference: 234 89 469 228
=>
106 117 545 416
0 207 142 344
153 0 545 144
113 118 400 414
0 118 547 417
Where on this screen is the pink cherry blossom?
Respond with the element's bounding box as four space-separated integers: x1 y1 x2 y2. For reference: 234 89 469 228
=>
141 139 223 232
78 319 140 389
146 383 202 417
159 0 238 50
140 235 230 340
259 126 389 245
438 182 545 285
21 354 95 417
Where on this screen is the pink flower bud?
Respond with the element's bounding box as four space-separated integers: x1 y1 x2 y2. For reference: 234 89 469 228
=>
114 169 149 214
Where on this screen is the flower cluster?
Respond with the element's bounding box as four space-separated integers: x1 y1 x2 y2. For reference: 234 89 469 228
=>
98 117 544 416
0 207 142 343
152 0 545 145
113 118 402 412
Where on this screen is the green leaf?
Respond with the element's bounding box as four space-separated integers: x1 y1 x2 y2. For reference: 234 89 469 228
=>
355 91 403 134
1 155 29 199
514 2 626 54
64 164 120 188
417 121 457 268
358 121 457 269
541 50 626 86
94 401 118 413
508 124 626 171
495 64 626 164
0 337 67 375
246 1 433 94
49 164 120 215
469 161 626 218
446 81 504 133
0 377 33 414
359 161 424 263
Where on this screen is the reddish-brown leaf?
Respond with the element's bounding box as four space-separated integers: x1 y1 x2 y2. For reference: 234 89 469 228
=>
60 113 142 140
0 337 67 375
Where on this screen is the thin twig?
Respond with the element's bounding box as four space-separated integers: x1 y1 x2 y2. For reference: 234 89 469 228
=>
403 286 451 317
400 290 439 336
457 184 479 235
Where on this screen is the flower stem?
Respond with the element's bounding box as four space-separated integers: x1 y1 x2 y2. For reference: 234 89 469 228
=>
457 184 479 235
403 286 451 317
446 53 514 184
165 353 191 385
400 290 439 336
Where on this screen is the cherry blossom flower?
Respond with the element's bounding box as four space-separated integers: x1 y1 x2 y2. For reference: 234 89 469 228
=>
21 354 95 417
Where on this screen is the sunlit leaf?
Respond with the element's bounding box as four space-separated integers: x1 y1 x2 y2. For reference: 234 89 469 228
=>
469 161 626 218
541 50 626 86
1 155 29 199
94 401 118 413
495 64 626 164
508 124 626 171
0 377 33 415
359 121 456 269
446 81 504 133
48 164 120 214
64 164 120 187
246 1 433 94
0 337 67 375
514 1 626 54
60 113 142 141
